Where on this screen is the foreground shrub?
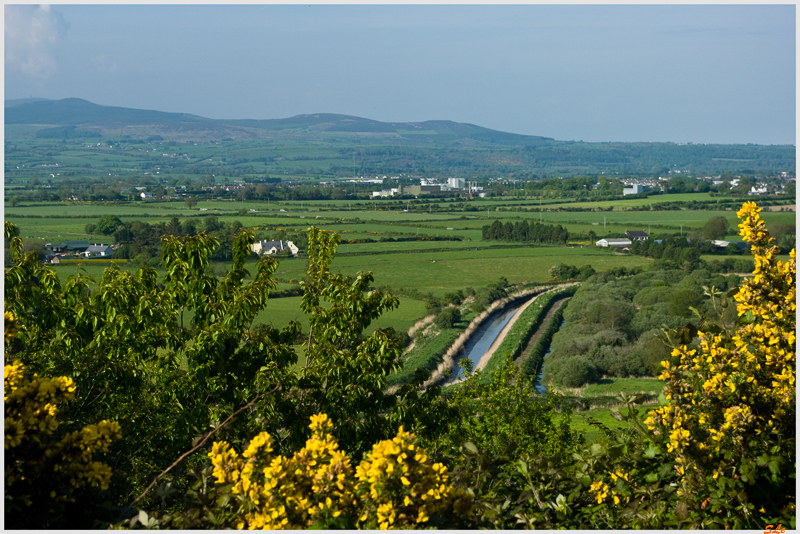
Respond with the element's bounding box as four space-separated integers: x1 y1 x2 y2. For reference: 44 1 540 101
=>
645 201 796 528
4 312 122 529
132 413 474 529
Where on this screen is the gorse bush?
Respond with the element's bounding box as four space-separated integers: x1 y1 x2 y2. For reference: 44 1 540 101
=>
645 201 796 527
4 312 122 529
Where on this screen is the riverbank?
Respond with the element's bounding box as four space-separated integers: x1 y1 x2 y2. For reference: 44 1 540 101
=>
425 284 575 388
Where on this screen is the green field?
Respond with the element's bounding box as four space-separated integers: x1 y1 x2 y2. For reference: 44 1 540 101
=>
7 196 791 403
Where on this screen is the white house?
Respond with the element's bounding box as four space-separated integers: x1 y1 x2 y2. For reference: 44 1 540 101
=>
596 238 632 248
82 244 115 257
625 230 649 241
251 240 299 257
140 192 153 199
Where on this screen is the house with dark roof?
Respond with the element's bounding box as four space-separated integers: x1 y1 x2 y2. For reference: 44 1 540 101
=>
46 240 90 253
625 230 649 241
82 244 115 258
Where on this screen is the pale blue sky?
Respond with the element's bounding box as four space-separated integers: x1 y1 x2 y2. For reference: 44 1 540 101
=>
4 4 796 145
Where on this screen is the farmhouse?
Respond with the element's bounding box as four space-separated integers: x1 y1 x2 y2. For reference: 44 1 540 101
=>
251 240 299 257
46 240 90 253
82 244 115 258
595 238 632 248
625 230 649 241
140 192 153 199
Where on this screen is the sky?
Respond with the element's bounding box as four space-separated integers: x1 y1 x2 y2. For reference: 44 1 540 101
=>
4 3 796 145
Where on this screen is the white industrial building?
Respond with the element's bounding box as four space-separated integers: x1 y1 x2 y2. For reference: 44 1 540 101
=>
447 177 466 189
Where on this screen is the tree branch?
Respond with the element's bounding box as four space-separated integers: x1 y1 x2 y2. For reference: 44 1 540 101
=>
126 386 276 511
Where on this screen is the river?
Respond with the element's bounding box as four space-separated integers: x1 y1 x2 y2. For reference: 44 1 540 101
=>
534 318 566 394
442 301 526 385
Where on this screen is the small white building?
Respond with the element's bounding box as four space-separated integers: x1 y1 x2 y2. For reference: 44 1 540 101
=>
251 240 299 257
596 238 632 248
140 192 153 199
623 184 648 196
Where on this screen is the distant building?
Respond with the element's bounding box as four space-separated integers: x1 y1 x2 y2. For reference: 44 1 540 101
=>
407 184 443 196
623 184 648 196
712 240 749 251
447 177 465 189
46 240 90 253
140 192 153 199
596 238 632 248
251 240 299 257
625 230 649 241
82 244 115 258
371 188 404 198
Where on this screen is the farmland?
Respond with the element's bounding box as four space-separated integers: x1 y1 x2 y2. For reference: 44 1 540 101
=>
6 192 794 397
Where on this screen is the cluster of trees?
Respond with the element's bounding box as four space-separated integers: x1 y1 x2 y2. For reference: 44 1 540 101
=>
85 214 254 266
548 263 596 282
4 202 795 530
543 268 742 388
629 220 793 272
482 219 570 244
629 235 743 269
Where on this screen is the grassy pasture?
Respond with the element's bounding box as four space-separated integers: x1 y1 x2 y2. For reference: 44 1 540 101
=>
335 240 513 254
23 234 651 299
581 377 664 397
269 247 651 298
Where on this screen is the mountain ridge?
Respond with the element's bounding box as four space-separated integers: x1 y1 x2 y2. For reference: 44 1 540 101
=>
5 97 552 146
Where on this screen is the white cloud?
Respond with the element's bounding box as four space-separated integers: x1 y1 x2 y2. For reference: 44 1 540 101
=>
5 4 69 78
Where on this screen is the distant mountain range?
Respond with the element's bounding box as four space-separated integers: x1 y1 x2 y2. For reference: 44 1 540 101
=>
5 97 552 147
5 98 794 175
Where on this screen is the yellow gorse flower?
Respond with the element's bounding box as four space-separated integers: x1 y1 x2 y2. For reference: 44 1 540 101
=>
208 414 473 529
4 357 121 497
646 202 795 495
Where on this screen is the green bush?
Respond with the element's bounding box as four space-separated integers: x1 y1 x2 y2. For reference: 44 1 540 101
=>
434 307 461 329
553 356 598 388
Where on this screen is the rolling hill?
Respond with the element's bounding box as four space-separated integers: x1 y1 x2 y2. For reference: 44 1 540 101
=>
5 98 552 147
4 98 795 176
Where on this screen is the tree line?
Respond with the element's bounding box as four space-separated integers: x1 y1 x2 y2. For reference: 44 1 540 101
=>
482 219 570 244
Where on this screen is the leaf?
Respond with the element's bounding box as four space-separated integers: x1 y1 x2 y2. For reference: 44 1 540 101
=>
767 458 781 476
590 443 606 457
675 501 689 520
643 443 661 459
609 408 624 421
